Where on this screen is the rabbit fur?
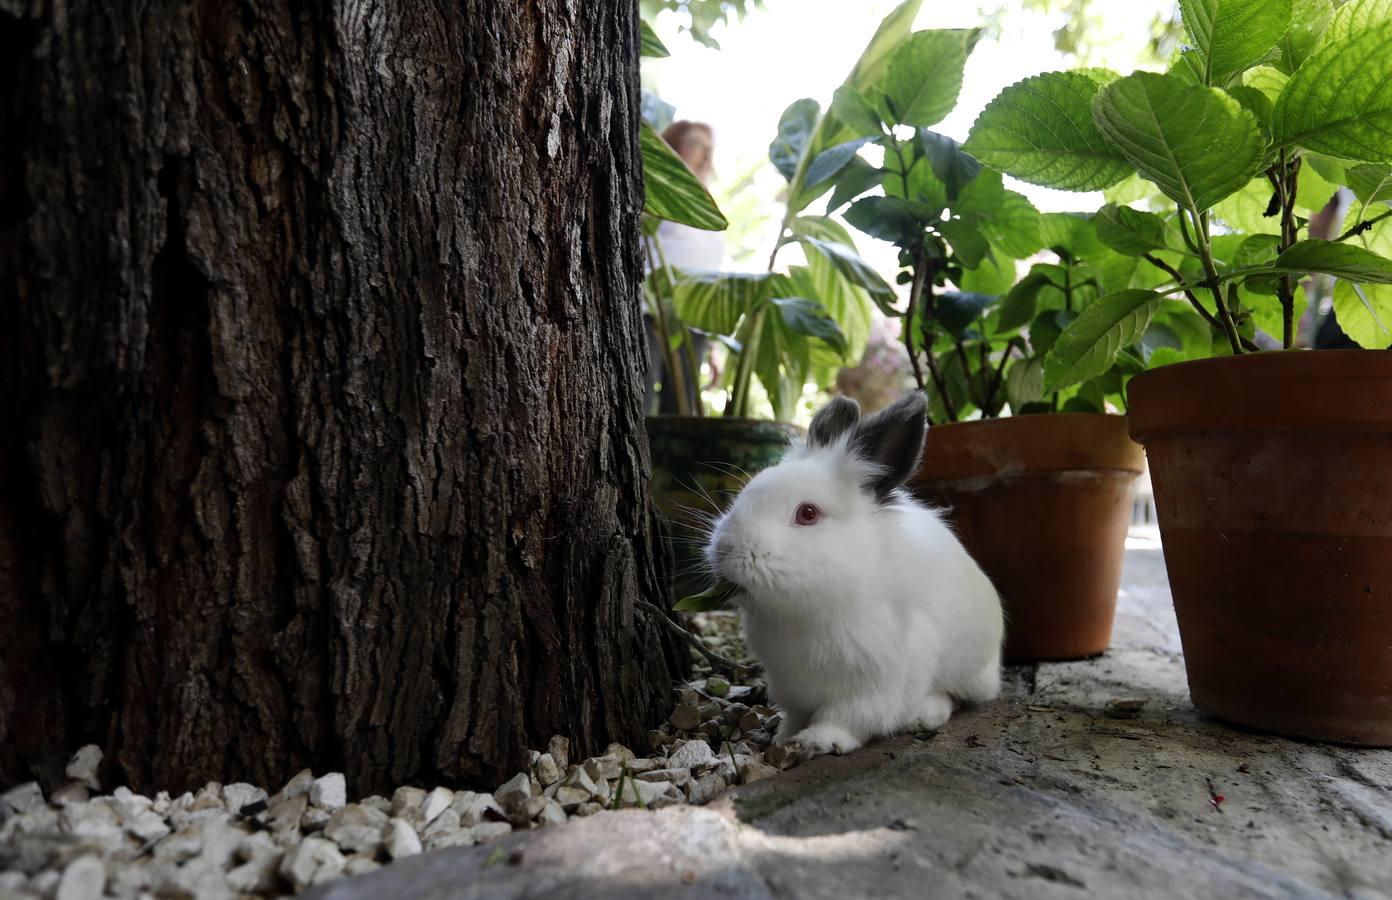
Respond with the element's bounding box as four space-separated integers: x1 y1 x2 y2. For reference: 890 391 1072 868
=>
705 393 1003 758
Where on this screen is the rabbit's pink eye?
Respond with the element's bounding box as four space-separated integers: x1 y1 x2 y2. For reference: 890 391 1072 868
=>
794 503 821 526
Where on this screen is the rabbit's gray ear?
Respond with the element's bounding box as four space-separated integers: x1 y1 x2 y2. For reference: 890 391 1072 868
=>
808 395 861 448
850 392 927 501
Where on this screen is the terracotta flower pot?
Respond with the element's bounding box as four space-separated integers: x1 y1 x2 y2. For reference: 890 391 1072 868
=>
1129 350 1392 746
645 416 802 600
909 414 1144 661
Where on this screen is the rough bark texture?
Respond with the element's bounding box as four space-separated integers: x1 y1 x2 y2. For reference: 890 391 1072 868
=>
0 0 680 795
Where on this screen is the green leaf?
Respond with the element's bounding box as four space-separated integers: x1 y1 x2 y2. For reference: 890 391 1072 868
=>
937 220 991 268
783 0 924 212
1213 177 1280 235
673 580 740 612
959 255 1017 296
1029 309 1075 357
641 120 728 230
1181 0 1292 83
672 271 788 334
794 234 896 303
1095 204 1173 255
829 86 886 140
844 196 938 245
1272 22 1392 162
770 99 821 181
918 130 982 200
934 291 996 337
771 297 847 355
1272 239 1392 283
1092 72 1265 213
1004 357 1045 412
826 158 884 212
1243 65 1289 103
803 138 874 188
1347 164 1392 206
1332 281 1392 348
1274 0 1333 73
963 72 1132 191
997 269 1053 331
1043 290 1163 391
874 30 973 127
792 252 874 368
640 19 670 58
1225 85 1274 136
953 170 1044 259
1318 0 1392 47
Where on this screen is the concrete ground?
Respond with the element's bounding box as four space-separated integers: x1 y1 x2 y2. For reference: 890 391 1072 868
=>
312 542 1392 900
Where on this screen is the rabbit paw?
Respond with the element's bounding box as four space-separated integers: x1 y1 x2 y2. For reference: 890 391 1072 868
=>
791 724 862 758
908 693 954 732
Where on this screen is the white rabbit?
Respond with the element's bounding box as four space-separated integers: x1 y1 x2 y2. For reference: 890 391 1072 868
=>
705 393 1003 758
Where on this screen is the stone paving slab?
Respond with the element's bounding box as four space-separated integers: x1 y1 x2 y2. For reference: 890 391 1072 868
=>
311 545 1392 900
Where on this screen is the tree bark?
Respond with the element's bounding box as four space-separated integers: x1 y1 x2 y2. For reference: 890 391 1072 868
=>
0 0 680 795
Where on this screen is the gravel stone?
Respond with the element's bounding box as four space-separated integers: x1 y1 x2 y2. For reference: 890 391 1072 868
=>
493 773 533 819
124 809 172 843
418 787 453 828
281 769 315 800
55 855 104 900
222 783 269 815
360 795 391 815
547 736 571 772
49 783 89 808
1 782 44 816
636 768 692 787
534 753 561 787
382 818 423 860
302 805 332 832
279 836 346 891
668 739 715 769
449 791 501 827
309 773 347 811
740 759 780 784
63 746 103 792
669 704 702 730
344 855 382 876
535 799 567 826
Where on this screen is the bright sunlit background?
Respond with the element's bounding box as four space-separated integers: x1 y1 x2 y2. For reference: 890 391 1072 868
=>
642 0 1183 421
644 0 1178 273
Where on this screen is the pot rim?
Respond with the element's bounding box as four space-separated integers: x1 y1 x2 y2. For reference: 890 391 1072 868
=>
1128 349 1392 440
915 411 1144 482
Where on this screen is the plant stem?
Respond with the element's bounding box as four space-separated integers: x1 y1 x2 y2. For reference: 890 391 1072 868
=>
1189 207 1245 355
910 243 957 422
1272 149 1300 349
636 599 750 676
644 237 695 415
984 338 1018 417
1143 253 1260 352
904 258 928 393
1335 208 1392 242
652 235 703 416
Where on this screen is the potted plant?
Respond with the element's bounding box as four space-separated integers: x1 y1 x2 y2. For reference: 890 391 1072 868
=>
816 22 1150 661
642 5 914 597
964 0 1392 743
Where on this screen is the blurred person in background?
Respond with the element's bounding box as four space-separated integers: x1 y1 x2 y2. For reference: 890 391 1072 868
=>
645 121 725 414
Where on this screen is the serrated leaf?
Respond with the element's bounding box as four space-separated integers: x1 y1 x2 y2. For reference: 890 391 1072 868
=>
844 196 939 245
934 291 996 337
641 120 728 230
826 158 884 212
1243 65 1290 103
1043 290 1163 391
959 255 1017 296
1092 72 1265 213
1004 357 1045 411
1318 0 1392 47
1213 177 1281 234
875 30 974 127
1274 0 1333 73
1347 164 1392 206
919 130 982 200
1272 239 1392 282
1181 0 1292 83
640 19 670 58
963 72 1132 191
1332 281 1392 348
829 86 886 140
937 220 991 268
803 138 875 188
1272 22 1392 162
1096 204 1173 255
770 99 821 181
998 269 1054 331
1225 85 1274 136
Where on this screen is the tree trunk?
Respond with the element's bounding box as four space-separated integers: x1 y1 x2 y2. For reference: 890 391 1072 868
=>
0 0 680 795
